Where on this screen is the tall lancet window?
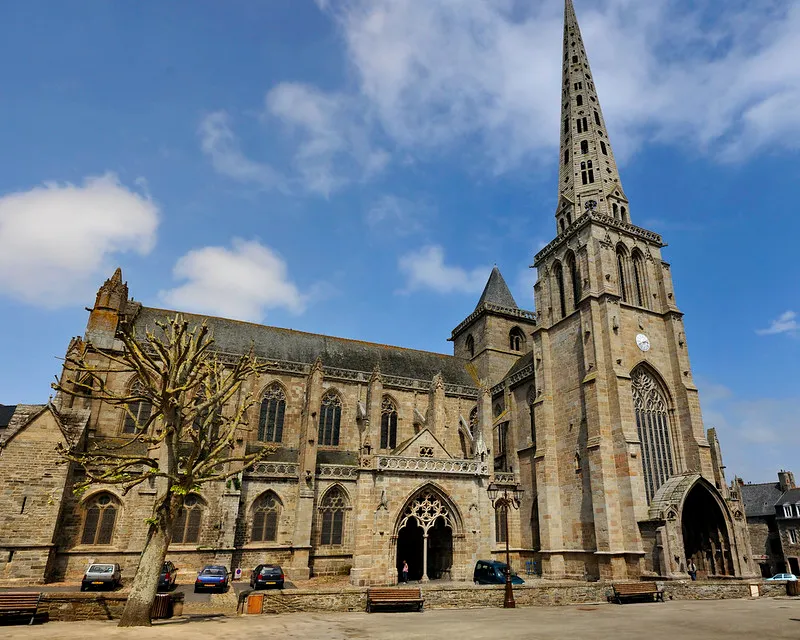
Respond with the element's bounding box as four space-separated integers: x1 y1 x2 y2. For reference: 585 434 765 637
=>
380 396 398 450
632 367 675 503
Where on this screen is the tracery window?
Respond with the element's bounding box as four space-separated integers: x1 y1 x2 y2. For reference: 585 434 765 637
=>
554 262 566 319
380 396 398 450
617 245 630 303
81 493 118 545
581 160 594 184
258 384 286 442
319 487 347 546
632 250 648 309
632 368 675 503
173 494 203 544
122 382 152 434
495 504 508 544
318 392 342 446
251 492 281 542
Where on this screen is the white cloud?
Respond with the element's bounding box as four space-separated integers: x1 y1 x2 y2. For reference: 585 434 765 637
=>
0 173 158 307
159 239 305 323
365 195 434 236
200 87 389 197
316 0 800 165
398 245 489 295
756 311 798 336
699 379 799 483
199 111 288 191
265 82 389 197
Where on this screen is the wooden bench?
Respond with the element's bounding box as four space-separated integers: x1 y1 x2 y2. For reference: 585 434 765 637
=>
0 592 41 625
611 583 664 604
367 587 424 613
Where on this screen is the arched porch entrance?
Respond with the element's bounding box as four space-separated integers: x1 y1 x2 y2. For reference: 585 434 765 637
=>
682 483 734 577
395 489 457 582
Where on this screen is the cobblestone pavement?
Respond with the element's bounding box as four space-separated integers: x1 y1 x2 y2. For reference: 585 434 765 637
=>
2 597 799 639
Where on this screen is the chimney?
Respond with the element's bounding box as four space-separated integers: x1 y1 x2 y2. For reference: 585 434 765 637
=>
778 470 796 492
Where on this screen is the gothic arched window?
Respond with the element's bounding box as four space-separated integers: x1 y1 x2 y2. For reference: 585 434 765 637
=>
632 368 675 503
576 94 583 107
251 492 281 542
553 262 566 319
621 206 628 222
495 503 508 544
466 334 475 358
616 245 630 303
601 141 608 155
173 494 203 544
258 384 286 442
319 487 347 546
509 327 525 352
81 493 118 545
564 148 570 165
612 202 619 219
318 392 342 446
469 407 478 438
580 140 589 154
380 396 398 450
566 252 580 309
527 386 537 447
632 250 648 309
122 382 152 434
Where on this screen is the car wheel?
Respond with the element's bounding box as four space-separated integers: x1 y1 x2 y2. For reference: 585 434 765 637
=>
80 585 87 592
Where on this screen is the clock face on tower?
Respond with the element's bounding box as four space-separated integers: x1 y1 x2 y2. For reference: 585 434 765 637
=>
636 334 651 352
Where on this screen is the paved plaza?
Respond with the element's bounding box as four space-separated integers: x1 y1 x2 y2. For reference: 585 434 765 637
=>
2 597 799 640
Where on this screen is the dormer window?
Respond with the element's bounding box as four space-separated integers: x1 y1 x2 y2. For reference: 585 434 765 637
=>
784 504 793 518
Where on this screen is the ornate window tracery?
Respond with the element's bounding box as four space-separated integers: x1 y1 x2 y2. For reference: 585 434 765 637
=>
173 494 203 544
122 382 152 434
318 392 342 446
380 396 398 450
258 384 286 442
251 492 281 542
632 368 675 503
319 487 347 545
398 491 454 534
81 493 118 545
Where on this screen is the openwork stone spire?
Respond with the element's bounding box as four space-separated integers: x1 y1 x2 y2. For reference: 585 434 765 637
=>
556 0 629 232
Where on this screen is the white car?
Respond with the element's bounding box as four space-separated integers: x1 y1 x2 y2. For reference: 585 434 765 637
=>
765 573 797 581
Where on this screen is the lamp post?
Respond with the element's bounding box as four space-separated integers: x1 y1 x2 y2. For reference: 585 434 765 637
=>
488 483 523 608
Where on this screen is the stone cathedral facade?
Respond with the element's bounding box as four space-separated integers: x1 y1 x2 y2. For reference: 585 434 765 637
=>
0 0 756 585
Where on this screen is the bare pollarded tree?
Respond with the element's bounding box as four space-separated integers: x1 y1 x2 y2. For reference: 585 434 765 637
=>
54 314 276 627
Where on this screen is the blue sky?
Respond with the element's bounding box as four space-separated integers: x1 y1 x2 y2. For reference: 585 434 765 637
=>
0 0 797 483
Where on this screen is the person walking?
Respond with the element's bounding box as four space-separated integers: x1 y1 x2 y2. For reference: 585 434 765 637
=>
688 559 697 581
401 560 409 583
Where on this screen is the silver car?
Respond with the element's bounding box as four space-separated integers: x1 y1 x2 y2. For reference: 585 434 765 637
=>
81 563 122 591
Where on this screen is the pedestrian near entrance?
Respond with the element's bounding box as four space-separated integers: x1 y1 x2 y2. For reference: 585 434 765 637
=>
688 560 697 581
402 560 409 583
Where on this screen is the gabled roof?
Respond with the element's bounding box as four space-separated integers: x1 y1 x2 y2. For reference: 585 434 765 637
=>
393 428 452 459
0 403 89 449
475 267 518 311
740 482 784 518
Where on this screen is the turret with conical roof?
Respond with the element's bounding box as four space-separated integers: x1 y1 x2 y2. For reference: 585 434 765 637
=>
450 267 536 387
556 0 629 234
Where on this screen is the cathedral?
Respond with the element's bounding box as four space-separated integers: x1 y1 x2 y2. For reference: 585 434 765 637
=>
0 0 756 586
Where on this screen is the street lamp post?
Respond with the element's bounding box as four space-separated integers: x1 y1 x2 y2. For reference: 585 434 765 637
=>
488 483 523 609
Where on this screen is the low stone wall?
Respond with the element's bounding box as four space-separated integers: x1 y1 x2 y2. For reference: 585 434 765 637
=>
252 580 790 614
38 592 128 621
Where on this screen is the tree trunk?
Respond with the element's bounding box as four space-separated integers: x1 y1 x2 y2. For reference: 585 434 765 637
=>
118 522 171 627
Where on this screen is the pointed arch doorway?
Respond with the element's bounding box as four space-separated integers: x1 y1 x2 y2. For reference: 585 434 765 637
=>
396 489 456 582
682 482 734 577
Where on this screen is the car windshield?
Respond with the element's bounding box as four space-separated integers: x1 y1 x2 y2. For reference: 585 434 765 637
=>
88 565 114 573
202 567 226 576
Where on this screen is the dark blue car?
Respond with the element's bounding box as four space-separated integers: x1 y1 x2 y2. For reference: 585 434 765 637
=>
473 560 525 585
194 565 230 592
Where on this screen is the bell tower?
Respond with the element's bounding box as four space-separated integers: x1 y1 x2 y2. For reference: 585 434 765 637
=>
528 0 716 581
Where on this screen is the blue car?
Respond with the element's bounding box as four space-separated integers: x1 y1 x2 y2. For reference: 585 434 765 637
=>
194 565 230 592
473 560 525 585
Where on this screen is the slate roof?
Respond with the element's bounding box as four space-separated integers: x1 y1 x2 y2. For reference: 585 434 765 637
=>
0 404 16 429
503 352 534 383
475 267 518 311
133 307 476 387
739 482 783 518
776 488 800 506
